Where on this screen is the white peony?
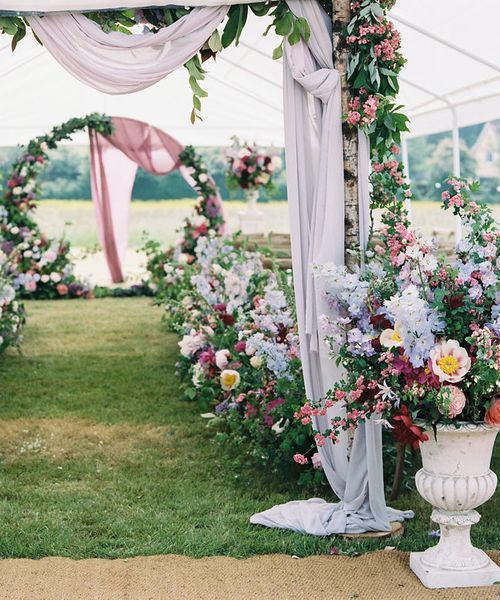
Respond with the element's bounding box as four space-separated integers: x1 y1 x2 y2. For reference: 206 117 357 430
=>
50 272 62 283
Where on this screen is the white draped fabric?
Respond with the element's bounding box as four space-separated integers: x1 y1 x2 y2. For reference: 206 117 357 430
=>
250 0 412 534
0 0 248 11
27 8 229 94
24 0 412 534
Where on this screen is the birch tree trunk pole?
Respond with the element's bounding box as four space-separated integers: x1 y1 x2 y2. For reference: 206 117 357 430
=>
332 0 360 270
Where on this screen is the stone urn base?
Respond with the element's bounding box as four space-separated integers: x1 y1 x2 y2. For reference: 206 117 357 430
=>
238 189 264 235
410 423 500 589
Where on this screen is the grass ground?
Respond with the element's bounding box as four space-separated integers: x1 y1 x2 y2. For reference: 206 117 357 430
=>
38 199 500 249
0 298 497 559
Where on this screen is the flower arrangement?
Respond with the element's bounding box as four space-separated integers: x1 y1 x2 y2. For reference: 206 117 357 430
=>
226 137 282 193
0 114 113 299
147 232 323 488
296 179 499 453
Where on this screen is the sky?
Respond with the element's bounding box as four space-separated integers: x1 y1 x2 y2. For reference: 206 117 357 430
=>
0 0 499 147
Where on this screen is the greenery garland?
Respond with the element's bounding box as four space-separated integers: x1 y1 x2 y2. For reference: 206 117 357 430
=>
0 113 113 299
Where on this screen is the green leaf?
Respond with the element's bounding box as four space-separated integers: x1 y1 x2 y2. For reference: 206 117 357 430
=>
287 20 301 46
221 5 247 48
275 12 293 37
297 17 310 41
272 42 284 60
188 76 208 98
0 17 18 35
207 30 222 53
193 95 202 111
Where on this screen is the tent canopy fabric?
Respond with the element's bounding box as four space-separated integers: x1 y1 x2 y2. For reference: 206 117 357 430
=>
0 0 498 146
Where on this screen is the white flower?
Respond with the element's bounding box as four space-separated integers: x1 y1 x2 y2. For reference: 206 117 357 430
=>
198 173 208 183
250 355 263 369
215 349 230 370
220 369 240 391
50 272 61 283
12 186 22 195
10 226 19 235
41 274 50 283
23 250 32 258
380 327 403 348
179 329 206 358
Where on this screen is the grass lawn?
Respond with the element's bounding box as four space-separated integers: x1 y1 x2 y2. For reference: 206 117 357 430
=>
0 298 497 559
37 199 500 250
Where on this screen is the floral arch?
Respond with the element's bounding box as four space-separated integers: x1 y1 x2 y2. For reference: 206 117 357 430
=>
0 113 225 296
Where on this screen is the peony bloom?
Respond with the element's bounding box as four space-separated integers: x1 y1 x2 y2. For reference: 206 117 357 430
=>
50 272 62 283
215 349 230 370
438 385 466 418
430 340 471 383
220 369 240 391
178 330 206 358
380 326 403 348
485 398 500 427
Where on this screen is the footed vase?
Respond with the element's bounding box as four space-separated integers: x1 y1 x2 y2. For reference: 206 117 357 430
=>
238 188 263 234
410 423 500 589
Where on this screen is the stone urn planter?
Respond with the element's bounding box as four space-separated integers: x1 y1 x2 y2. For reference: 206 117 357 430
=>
410 423 500 588
238 188 264 235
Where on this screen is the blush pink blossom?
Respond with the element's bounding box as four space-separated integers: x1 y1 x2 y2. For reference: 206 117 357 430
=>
439 385 467 418
293 453 308 465
430 340 471 383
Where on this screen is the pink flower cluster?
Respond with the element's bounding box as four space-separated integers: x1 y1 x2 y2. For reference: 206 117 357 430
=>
347 91 379 127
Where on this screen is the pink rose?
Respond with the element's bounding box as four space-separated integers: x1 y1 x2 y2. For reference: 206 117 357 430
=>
293 453 308 465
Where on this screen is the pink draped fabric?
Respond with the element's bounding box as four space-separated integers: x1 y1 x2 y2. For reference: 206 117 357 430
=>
89 116 201 282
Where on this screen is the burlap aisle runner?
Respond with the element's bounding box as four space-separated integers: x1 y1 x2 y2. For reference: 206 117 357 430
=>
0 551 498 600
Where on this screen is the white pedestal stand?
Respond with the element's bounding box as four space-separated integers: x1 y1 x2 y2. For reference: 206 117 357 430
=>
238 189 264 235
410 424 500 589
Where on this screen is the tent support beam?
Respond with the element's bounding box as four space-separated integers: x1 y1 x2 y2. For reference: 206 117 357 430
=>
401 134 412 219
391 13 500 74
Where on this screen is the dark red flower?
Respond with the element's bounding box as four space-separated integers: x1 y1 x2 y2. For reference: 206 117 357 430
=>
445 294 464 310
369 313 392 330
391 405 428 451
220 313 235 326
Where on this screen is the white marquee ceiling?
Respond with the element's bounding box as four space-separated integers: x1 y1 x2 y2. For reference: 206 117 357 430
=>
0 0 498 147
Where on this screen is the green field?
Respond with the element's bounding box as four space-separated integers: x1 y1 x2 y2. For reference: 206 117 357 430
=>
37 199 500 249
0 298 497 559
